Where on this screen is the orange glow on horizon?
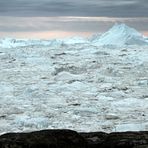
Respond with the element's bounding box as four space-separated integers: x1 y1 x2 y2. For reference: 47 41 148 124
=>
0 30 147 40
0 16 147 39
143 31 148 36
0 31 93 39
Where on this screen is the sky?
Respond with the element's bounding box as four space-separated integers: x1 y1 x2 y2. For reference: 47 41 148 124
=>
0 0 148 39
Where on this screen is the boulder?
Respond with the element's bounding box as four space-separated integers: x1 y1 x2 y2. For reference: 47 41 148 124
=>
80 131 148 148
0 129 87 148
0 130 148 148
101 131 148 148
80 132 108 148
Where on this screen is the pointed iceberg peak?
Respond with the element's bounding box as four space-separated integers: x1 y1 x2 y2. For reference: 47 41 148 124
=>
109 23 141 36
112 23 130 28
111 23 136 31
112 23 128 29
111 23 132 32
93 23 148 46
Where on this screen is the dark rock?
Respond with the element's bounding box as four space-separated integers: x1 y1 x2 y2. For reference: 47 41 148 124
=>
80 132 108 148
0 130 148 148
101 131 148 148
133 145 148 148
0 129 87 148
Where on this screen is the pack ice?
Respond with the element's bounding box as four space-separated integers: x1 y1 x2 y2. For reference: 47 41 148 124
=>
0 23 148 134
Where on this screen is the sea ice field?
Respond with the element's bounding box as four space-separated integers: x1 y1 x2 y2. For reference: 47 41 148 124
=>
0 24 148 134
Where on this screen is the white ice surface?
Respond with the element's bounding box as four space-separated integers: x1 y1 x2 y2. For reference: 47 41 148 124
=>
0 24 148 134
0 42 148 134
92 23 148 46
0 38 63 48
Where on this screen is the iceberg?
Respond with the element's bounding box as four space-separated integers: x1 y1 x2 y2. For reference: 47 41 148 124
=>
92 23 148 46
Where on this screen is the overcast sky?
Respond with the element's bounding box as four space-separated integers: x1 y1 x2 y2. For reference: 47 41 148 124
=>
0 0 148 17
0 0 148 38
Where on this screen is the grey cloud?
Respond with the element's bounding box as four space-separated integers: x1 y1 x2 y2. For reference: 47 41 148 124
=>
0 0 147 17
0 17 147 33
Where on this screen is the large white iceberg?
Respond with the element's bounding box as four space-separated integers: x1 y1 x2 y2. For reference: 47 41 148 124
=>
93 23 148 46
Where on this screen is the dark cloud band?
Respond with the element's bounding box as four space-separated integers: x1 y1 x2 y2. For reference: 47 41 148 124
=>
0 0 147 17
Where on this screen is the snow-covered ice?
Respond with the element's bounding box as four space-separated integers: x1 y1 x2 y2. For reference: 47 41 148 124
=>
92 23 148 46
0 24 148 134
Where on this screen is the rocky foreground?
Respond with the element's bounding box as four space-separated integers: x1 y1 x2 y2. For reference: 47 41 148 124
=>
0 129 148 148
